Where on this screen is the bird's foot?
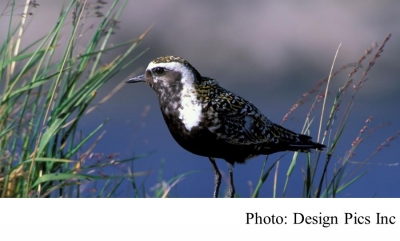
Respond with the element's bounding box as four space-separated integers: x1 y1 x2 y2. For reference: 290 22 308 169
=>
227 168 235 198
208 157 221 198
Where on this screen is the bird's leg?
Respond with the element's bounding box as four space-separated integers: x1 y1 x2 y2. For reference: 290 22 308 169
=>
227 167 235 198
208 157 221 198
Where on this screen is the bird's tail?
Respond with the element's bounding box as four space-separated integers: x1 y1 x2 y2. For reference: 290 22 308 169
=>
272 124 325 152
287 134 326 152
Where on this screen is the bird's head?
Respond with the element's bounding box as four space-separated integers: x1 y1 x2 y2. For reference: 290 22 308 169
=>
126 56 202 97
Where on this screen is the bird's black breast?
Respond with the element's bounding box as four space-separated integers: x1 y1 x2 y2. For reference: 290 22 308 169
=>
159 98 262 165
163 124 257 164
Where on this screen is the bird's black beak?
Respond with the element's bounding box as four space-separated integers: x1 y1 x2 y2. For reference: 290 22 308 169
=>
126 74 145 83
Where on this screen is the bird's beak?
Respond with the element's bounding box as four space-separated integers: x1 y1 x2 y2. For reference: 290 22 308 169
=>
126 74 145 83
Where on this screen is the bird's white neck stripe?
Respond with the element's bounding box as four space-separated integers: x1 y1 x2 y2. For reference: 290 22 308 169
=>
177 82 202 131
148 61 201 131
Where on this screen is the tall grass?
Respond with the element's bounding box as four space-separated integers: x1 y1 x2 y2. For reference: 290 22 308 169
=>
0 0 149 197
252 34 394 198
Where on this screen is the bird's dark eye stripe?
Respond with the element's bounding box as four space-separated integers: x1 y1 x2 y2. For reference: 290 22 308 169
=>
153 67 165 75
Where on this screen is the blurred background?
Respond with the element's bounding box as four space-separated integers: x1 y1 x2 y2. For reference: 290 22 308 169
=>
2 0 399 197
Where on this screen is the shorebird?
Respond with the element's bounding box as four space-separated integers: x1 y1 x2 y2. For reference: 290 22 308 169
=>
127 55 325 198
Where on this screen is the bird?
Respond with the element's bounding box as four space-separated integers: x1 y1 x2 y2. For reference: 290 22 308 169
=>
126 55 325 198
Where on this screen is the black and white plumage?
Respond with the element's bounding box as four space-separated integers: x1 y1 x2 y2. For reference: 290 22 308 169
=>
127 55 325 198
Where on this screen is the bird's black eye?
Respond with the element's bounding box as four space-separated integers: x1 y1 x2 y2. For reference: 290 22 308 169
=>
153 67 165 75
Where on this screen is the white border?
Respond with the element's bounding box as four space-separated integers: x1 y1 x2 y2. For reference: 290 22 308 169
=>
1 199 398 240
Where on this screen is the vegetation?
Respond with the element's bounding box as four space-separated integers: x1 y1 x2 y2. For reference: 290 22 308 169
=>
0 0 149 197
252 34 396 198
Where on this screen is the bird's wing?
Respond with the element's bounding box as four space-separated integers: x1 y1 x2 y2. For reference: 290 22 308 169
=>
206 89 302 146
